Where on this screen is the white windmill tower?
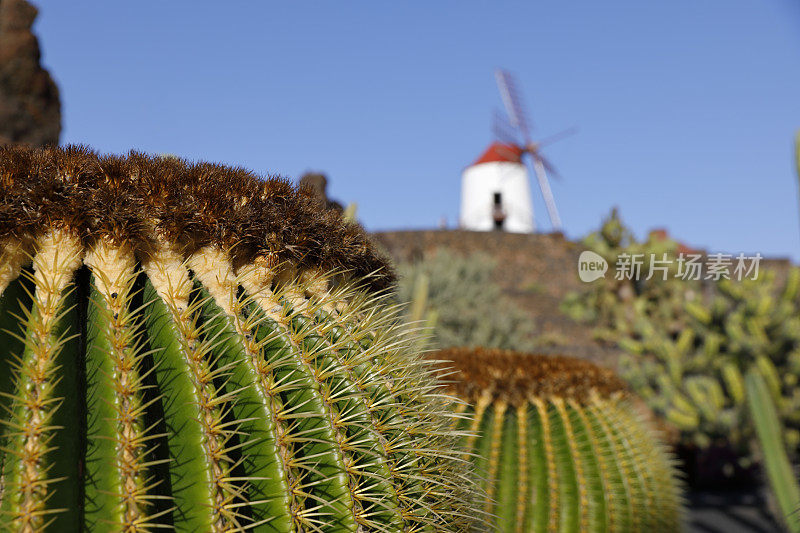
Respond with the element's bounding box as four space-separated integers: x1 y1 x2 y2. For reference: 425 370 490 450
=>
460 69 574 233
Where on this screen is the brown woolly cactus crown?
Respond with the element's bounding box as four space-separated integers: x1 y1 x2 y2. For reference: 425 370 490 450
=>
0 145 485 532
432 346 628 406
0 144 392 290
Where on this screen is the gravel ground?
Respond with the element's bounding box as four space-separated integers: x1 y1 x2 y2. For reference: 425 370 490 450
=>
687 487 782 532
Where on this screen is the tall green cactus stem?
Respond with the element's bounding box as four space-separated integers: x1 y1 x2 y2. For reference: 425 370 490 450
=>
745 368 800 532
0 145 479 532
432 347 685 533
795 130 800 239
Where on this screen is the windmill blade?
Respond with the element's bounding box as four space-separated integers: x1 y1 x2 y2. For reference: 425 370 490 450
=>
527 156 563 231
536 126 578 147
531 152 563 181
495 69 533 142
492 108 519 145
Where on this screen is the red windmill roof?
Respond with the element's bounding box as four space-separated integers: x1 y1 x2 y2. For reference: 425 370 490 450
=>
471 142 525 166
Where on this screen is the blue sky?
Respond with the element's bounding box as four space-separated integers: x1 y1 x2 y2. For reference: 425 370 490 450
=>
34 1 800 259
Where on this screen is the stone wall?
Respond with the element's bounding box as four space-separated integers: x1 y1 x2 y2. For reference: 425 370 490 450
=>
373 229 793 365
373 229 616 362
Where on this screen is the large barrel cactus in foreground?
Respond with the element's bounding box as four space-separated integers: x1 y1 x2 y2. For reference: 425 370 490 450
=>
432 347 684 533
0 145 477 532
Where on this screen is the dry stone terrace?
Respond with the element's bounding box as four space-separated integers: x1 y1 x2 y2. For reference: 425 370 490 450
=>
373 229 794 368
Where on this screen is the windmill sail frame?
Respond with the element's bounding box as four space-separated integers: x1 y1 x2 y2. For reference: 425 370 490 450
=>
494 68 564 232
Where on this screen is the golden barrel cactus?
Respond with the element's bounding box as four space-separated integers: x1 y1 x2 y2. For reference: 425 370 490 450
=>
432 347 684 533
0 145 477 532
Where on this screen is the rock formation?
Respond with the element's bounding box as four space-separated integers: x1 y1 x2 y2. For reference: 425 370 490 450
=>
0 0 60 146
299 172 343 212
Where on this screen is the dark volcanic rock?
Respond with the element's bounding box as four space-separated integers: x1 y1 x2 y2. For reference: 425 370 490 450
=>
299 172 343 212
0 0 60 146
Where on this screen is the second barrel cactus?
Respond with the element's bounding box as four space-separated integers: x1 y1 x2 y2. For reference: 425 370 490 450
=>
0 145 477 532
433 347 684 533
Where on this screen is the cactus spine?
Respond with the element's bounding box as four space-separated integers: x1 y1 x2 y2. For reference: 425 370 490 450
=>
432 347 684 533
0 145 478 532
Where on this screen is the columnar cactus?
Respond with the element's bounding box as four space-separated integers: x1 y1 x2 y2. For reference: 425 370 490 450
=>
0 145 477 532
432 347 684 533
746 368 800 532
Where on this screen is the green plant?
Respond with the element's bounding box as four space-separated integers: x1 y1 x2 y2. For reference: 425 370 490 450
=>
0 145 478 532
432 347 684 532
342 202 358 223
796 130 800 238
397 249 537 351
563 210 800 470
746 368 800 532
561 209 696 341
745 128 800 529
406 272 438 328
620 269 800 459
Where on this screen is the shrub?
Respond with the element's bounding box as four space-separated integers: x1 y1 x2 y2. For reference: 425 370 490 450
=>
397 249 537 351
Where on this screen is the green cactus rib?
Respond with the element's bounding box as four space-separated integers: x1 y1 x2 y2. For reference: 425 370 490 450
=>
0 146 479 532
206 283 359 531
141 278 227 531
193 290 293 532
288 311 404 530
526 403 549 533
0 232 85 532
0 242 477 532
576 401 632 532
84 263 158 530
612 406 683 530
493 404 518 531
569 400 613 533
553 399 589 532
434 347 684 533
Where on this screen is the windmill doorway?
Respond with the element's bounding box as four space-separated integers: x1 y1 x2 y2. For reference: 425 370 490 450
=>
492 192 506 231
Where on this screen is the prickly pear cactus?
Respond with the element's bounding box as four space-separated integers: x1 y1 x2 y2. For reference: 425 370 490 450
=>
561 210 800 469
620 269 800 461
432 347 684 533
0 145 477 532
561 208 697 342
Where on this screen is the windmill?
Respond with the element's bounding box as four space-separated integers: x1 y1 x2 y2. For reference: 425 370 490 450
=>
493 69 574 232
